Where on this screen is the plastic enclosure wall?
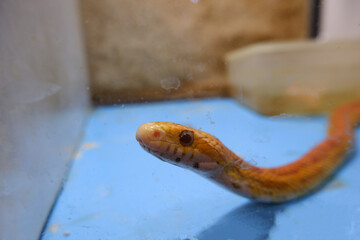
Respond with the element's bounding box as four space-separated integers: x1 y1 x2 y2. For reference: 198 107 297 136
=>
0 1 89 240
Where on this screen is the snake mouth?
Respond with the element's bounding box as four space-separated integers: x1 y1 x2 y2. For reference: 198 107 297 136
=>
138 139 220 173
138 140 165 157
139 141 151 152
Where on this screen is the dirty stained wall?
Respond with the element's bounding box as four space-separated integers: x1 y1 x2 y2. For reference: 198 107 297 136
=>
80 0 310 103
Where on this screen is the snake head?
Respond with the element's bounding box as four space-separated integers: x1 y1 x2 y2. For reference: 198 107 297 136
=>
136 122 228 174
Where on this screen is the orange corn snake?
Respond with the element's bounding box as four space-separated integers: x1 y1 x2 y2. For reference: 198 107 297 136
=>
136 101 360 202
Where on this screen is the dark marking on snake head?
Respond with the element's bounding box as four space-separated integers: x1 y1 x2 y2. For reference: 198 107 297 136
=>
173 146 178 155
193 162 199 169
165 144 171 152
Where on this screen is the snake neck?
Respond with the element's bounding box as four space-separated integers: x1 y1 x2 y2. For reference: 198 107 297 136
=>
209 122 356 202
209 148 266 200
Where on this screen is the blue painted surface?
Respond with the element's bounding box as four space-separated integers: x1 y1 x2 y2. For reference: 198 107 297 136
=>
41 98 360 240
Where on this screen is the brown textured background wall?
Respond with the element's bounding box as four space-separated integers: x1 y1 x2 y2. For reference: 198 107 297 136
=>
80 0 310 104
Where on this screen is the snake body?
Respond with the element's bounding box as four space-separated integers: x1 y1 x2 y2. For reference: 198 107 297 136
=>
136 101 360 203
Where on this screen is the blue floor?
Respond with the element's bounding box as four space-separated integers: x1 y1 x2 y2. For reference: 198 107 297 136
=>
41 98 360 240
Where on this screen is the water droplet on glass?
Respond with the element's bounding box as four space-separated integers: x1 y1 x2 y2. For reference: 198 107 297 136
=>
160 77 181 91
240 160 257 169
197 63 206 72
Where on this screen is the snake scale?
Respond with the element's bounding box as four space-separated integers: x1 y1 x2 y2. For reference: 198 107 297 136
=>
136 101 360 203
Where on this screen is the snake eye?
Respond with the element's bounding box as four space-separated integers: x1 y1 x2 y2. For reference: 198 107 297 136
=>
179 130 194 146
